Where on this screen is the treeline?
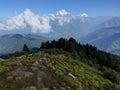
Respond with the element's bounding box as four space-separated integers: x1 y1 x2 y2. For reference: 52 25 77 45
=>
40 38 120 72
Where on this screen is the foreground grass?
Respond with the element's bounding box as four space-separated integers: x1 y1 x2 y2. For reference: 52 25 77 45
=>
0 51 114 90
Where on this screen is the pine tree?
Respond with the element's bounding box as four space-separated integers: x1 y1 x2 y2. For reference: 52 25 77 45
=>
23 44 29 52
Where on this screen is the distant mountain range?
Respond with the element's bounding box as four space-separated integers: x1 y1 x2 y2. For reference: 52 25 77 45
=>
0 10 120 55
0 34 52 54
78 26 120 55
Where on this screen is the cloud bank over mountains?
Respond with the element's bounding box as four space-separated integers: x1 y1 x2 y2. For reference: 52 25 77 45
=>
0 9 51 33
0 9 120 55
0 8 89 34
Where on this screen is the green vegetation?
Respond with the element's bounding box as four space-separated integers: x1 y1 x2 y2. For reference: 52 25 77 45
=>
0 51 24 59
40 38 120 72
0 37 120 90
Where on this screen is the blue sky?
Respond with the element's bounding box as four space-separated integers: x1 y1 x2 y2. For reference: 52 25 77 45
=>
0 0 120 17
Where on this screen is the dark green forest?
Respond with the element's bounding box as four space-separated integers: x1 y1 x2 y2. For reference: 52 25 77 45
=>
40 38 120 72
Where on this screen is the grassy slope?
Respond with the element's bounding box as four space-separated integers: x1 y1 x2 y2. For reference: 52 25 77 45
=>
0 51 113 90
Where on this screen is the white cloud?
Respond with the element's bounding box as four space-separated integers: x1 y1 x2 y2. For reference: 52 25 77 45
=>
56 17 71 26
54 9 71 26
55 10 89 25
0 8 51 33
80 13 88 17
0 8 89 33
56 9 69 16
72 13 89 23
22 9 51 33
80 13 88 23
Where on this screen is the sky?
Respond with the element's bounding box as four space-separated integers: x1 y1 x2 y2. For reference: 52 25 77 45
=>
0 0 120 18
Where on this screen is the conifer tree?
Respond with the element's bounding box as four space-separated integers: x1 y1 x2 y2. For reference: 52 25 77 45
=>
23 44 29 52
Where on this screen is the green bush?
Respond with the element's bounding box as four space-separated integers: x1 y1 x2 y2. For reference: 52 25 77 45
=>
41 88 49 90
103 69 120 84
7 76 13 81
25 86 37 90
15 76 21 81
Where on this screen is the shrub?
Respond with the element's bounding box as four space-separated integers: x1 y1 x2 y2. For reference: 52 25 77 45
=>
15 76 21 81
31 66 37 71
24 86 36 90
28 86 36 90
41 88 49 90
7 76 13 81
103 69 120 84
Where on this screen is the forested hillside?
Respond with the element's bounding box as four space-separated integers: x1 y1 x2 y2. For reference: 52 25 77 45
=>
0 37 120 90
41 38 120 72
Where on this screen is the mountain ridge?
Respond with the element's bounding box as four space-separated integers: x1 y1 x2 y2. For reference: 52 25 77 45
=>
0 34 51 54
78 26 120 55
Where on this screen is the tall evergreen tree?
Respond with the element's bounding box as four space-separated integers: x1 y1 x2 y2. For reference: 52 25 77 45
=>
41 42 45 49
23 44 29 52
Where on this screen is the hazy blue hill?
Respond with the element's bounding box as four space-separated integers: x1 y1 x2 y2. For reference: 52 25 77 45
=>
47 16 119 39
25 34 53 40
0 34 51 54
98 17 120 28
48 16 111 39
78 26 120 55
11 34 25 39
90 33 120 54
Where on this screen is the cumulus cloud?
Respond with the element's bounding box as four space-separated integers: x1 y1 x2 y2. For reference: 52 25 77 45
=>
80 13 88 17
56 9 69 16
0 14 26 30
55 9 71 26
57 17 71 26
22 9 51 33
72 13 89 23
0 8 89 33
0 8 51 33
